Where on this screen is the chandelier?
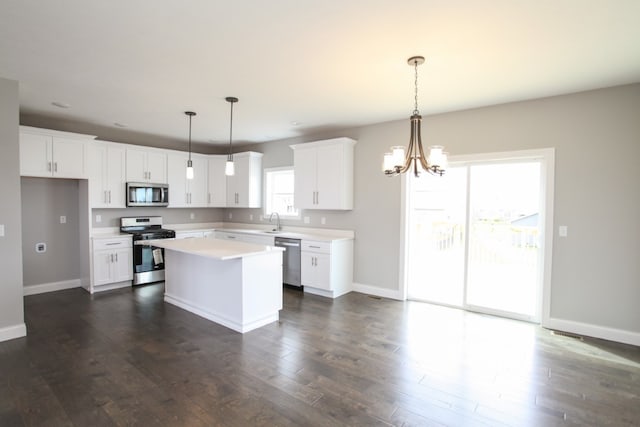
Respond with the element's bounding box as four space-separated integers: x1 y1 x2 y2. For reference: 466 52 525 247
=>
383 56 447 177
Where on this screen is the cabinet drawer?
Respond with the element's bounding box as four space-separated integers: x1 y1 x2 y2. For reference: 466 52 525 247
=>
302 240 330 253
93 237 132 250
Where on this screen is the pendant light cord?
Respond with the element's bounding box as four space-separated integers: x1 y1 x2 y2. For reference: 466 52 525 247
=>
228 100 234 159
188 113 192 161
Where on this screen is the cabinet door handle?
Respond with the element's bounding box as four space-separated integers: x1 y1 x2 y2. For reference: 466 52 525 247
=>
316 191 319 205
208 193 211 204
105 242 120 246
309 245 321 249
115 253 118 262
47 161 52 172
108 190 111 204
54 162 58 172
110 254 114 263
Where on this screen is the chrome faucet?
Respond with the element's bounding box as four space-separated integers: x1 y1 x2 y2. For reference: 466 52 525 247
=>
269 212 281 231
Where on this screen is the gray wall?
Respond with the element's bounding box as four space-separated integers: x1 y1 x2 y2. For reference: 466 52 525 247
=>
91 207 225 228
239 84 640 335
13 83 640 337
0 77 25 338
21 178 81 286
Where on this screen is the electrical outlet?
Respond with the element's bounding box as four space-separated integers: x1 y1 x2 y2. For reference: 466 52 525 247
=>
559 225 568 237
249 214 253 221
0 224 4 237
60 215 66 224
36 242 46 253
190 212 195 220
228 212 233 219
259 215 263 221
321 217 326 225
95 215 102 223
304 216 310 224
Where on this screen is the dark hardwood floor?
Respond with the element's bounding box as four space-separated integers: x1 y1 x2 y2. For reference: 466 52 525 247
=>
1 285 639 426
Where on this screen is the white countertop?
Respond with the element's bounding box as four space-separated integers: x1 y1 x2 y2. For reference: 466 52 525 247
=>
141 237 284 261
214 224 354 242
92 222 354 242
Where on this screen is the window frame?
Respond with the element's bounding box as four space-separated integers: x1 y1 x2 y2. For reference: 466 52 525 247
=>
263 166 300 220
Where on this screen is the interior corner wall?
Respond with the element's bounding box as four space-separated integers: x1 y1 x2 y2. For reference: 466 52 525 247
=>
0 77 26 342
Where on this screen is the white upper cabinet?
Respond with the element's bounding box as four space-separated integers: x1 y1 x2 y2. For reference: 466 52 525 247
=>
20 127 94 179
167 151 208 207
125 147 167 184
226 152 263 208
291 137 356 210
207 155 227 207
88 142 126 208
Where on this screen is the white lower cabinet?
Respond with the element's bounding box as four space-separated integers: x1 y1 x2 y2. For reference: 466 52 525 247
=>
92 237 133 291
301 239 353 298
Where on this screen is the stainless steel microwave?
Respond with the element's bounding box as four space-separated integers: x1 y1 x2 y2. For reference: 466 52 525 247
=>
126 182 169 207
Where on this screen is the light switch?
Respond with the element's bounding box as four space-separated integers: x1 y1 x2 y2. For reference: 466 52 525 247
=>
559 225 568 237
0 224 4 237
95 215 102 223
60 215 66 224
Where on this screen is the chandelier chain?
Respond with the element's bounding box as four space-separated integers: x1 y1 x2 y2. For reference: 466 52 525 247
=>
413 59 419 115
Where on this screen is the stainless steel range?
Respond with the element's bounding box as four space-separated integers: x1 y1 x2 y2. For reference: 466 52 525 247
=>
120 216 176 285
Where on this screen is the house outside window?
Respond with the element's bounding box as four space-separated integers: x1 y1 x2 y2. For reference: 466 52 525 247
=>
264 167 299 218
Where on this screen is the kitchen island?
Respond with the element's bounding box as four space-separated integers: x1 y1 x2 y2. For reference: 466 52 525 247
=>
146 237 284 333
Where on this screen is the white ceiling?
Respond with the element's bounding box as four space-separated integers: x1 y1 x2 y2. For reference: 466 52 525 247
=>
1 0 639 147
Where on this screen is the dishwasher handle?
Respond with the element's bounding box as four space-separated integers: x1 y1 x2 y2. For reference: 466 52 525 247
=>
277 241 300 247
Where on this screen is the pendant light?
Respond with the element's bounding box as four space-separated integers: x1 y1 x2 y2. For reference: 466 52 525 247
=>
225 96 238 176
383 56 448 177
185 111 196 180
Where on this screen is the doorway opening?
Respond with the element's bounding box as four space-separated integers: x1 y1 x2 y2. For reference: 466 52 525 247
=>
403 149 554 323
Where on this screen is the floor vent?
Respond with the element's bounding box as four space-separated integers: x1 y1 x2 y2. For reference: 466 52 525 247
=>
550 330 584 340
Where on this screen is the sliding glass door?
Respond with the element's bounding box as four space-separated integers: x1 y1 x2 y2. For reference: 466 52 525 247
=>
406 151 549 322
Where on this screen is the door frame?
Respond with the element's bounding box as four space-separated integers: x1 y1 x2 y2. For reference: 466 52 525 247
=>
399 148 555 324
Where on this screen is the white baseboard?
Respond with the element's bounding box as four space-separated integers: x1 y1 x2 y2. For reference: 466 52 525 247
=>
89 281 131 294
23 279 81 296
0 323 27 342
544 317 640 347
164 293 277 333
352 282 403 300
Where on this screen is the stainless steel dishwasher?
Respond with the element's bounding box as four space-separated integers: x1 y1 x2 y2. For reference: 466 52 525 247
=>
274 237 301 287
